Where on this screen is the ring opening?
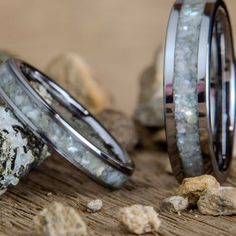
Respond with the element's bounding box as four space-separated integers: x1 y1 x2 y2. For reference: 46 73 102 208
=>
209 6 234 171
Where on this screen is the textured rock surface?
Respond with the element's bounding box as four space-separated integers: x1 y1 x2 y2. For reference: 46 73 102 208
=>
176 175 220 205
97 109 138 151
45 52 110 114
34 202 87 236
119 205 161 235
134 48 164 128
0 82 52 192
86 199 103 213
0 107 50 192
197 187 236 216
161 196 188 213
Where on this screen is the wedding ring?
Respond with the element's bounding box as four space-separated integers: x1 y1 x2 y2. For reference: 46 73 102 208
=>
164 0 235 182
0 58 134 188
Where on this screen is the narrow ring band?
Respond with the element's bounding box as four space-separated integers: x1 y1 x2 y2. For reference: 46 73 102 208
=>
164 0 235 182
0 58 134 188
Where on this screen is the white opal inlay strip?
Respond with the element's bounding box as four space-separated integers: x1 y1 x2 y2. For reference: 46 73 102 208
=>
174 0 205 176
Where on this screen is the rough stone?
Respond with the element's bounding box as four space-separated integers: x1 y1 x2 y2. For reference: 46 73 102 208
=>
96 109 138 152
45 52 110 114
161 196 188 213
86 199 103 213
176 175 220 205
34 202 88 236
0 82 52 192
135 124 165 149
134 47 164 128
197 187 236 216
119 205 161 235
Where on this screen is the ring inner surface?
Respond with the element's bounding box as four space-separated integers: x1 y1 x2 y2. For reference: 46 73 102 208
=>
210 7 234 171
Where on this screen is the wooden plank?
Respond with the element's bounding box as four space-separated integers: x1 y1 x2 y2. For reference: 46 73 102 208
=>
0 149 236 236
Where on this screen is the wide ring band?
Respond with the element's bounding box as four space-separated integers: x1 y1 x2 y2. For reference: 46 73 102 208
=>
164 0 235 182
0 58 134 188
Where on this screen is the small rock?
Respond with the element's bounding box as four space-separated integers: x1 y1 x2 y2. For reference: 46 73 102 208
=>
197 187 236 216
46 52 110 114
34 201 87 236
86 199 103 213
161 196 188 213
96 109 138 151
134 47 164 128
176 175 220 205
119 205 161 235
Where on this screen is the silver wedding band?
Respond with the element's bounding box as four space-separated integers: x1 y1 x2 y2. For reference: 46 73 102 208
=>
0 58 134 188
164 0 235 182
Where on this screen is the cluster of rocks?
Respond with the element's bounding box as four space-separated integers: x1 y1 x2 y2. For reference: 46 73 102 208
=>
161 175 236 216
34 200 162 236
33 174 236 236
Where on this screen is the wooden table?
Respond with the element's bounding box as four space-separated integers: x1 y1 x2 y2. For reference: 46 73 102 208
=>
0 1 236 235
1 149 236 236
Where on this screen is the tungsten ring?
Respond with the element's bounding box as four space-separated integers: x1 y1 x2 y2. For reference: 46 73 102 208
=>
0 58 135 189
164 0 235 182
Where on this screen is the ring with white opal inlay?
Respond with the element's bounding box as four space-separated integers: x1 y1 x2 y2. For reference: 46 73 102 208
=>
0 58 134 188
164 0 235 182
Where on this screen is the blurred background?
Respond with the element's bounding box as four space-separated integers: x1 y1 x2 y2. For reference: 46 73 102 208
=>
1 0 236 114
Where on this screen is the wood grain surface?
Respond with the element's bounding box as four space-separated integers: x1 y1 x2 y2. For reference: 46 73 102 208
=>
0 1 236 235
1 149 236 236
